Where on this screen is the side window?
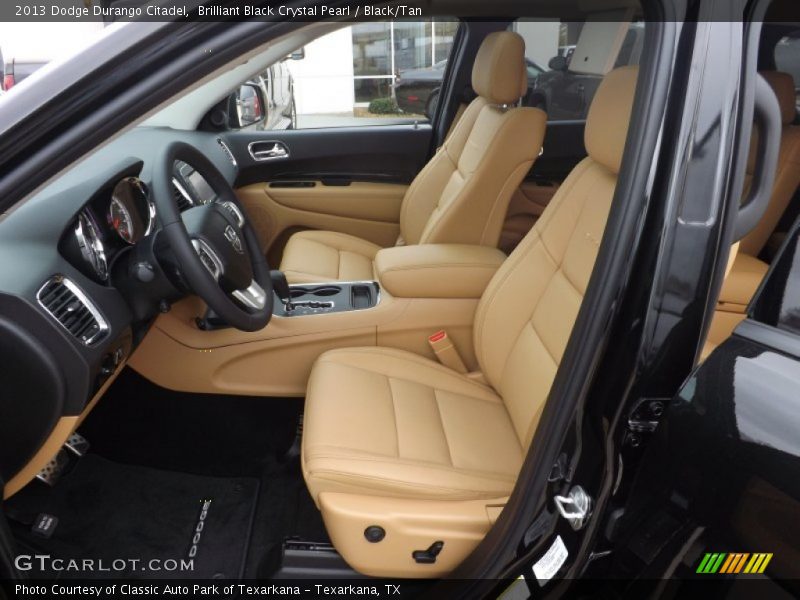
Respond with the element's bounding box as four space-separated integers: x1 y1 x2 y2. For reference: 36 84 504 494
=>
774 34 800 114
257 19 458 130
512 20 643 122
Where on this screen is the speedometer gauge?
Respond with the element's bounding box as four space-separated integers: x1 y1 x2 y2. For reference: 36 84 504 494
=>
108 177 152 244
109 197 135 243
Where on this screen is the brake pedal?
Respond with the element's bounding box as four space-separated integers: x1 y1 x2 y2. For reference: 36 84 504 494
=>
35 449 69 486
64 432 90 457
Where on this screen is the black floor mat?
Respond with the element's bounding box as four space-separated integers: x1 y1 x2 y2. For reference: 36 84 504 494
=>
246 458 330 578
6 455 259 580
78 368 303 477
7 368 329 579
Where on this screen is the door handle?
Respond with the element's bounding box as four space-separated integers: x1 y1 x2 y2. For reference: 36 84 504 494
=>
248 140 290 161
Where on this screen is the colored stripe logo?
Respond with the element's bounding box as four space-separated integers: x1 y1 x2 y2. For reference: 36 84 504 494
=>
697 552 772 574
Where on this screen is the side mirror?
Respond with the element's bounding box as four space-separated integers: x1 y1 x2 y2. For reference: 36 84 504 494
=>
233 83 265 129
548 55 568 71
287 47 305 61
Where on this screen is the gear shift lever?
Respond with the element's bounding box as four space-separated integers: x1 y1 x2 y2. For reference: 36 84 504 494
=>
270 270 292 309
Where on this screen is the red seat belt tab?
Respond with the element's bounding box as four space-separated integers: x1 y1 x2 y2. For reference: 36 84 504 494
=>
428 330 467 374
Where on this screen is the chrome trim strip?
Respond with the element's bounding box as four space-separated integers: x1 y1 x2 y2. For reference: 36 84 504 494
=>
172 177 195 207
144 201 157 237
247 140 290 162
232 280 267 310
75 211 108 280
217 137 238 167
36 275 109 346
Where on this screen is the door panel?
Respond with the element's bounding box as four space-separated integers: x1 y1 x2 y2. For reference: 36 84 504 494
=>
236 181 406 264
226 124 431 259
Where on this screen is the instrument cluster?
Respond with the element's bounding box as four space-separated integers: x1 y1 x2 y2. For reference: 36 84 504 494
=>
68 175 155 282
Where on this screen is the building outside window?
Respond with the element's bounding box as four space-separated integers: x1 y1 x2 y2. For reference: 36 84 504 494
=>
350 20 458 105
286 20 459 127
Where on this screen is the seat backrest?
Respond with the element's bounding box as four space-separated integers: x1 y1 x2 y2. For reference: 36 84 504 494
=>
399 31 547 247
740 71 800 256
472 66 639 448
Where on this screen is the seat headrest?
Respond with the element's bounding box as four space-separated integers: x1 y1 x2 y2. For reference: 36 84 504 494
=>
585 65 639 175
472 31 527 105
760 71 796 125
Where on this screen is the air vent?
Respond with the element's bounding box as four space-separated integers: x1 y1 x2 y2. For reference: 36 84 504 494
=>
217 138 237 167
171 178 194 211
37 276 108 346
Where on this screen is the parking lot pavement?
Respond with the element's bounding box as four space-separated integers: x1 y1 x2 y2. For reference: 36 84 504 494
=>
295 114 419 128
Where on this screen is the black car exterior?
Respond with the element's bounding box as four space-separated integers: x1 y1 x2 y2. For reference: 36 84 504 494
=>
597 214 800 597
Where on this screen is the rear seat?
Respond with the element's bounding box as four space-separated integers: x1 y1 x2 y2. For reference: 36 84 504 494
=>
704 71 800 356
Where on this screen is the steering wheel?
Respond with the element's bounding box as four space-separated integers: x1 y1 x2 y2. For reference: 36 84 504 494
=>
152 141 273 331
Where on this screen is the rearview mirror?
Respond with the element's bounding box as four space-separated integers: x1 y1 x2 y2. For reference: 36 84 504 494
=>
233 83 265 129
286 47 305 61
548 55 568 71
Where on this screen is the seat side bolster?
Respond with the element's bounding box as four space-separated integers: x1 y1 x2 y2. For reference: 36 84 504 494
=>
280 230 382 283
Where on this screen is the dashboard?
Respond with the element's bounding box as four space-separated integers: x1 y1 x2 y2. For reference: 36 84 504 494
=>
0 127 239 485
63 159 219 285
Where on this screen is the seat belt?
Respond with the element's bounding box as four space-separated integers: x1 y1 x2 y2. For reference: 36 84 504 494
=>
428 330 467 373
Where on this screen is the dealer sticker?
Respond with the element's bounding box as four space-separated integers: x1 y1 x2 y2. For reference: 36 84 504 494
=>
532 535 569 585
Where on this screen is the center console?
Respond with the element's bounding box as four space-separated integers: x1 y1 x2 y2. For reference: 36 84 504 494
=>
273 281 380 317
132 244 507 398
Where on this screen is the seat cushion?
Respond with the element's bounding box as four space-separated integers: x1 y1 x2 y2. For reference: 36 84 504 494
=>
302 347 524 503
718 253 770 308
280 230 382 284
703 253 770 358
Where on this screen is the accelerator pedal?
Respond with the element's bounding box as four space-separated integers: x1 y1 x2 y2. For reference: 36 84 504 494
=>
35 449 69 486
64 432 90 457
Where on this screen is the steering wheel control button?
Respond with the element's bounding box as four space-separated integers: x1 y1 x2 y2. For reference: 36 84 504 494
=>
364 526 385 543
191 238 223 280
219 200 246 227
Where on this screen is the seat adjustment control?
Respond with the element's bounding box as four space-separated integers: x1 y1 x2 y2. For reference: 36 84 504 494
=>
364 525 385 543
412 541 444 564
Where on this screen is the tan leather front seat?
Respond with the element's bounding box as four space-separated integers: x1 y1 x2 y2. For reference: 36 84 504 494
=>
280 31 547 283
301 66 639 577
705 71 800 355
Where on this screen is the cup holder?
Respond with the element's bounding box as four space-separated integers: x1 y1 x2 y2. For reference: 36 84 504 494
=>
311 286 341 296
290 285 342 298
278 281 379 316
